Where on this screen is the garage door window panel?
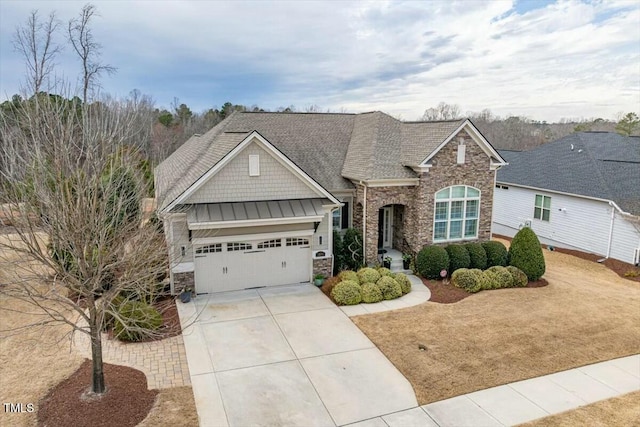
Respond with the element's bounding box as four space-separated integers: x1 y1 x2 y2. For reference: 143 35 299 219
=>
257 239 282 249
228 242 252 251
195 244 222 254
286 238 309 247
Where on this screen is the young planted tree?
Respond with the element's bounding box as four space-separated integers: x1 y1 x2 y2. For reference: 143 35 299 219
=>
0 91 167 396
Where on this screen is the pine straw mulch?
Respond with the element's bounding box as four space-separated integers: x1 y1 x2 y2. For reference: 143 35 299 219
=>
37 359 158 427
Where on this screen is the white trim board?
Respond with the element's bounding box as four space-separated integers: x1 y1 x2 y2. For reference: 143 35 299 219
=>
188 215 325 230
193 229 315 245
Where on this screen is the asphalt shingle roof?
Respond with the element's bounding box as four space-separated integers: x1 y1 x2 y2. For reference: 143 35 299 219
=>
497 132 640 216
156 111 485 211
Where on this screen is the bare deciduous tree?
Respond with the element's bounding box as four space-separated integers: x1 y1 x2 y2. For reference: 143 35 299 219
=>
0 90 168 396
68 4 116 104
421 102 462 121
12 10 62 96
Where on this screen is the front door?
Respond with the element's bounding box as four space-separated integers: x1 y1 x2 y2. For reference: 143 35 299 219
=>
378 206 393 248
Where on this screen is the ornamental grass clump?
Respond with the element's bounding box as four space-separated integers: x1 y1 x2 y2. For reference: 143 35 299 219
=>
357 267 381 284
361 282 383 303
506 265 529 287
482 241 508 267
331 280 362 305
445 244 471 274
416 245 449 279
464 242 487 270
509 227 546 281
393 273 412 295
451 268 482 293
376 276 402 300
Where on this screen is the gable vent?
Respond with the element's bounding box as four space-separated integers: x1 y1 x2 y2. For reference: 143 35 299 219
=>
457 137 466 164
249 154 260 176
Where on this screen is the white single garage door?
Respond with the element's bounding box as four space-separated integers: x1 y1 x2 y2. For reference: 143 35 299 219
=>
194 236 311 293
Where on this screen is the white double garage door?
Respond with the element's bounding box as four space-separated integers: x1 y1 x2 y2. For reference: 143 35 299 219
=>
194 234 312 293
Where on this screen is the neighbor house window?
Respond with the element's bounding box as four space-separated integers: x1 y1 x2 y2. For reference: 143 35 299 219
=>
534 195 551 221
433 185 480 241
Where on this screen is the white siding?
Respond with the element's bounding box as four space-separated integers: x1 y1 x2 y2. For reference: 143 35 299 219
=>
170 218 192 263
185 141 319 204
313 212 330 251
492 185 640 263
610 213 640 264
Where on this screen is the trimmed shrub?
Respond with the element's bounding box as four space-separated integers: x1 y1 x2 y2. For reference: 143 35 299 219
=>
506 266 528 287
393 273 412 295
451 268 482 293
482 241 508 267
338 270 359 284
479 270 500 290
357 267 381 284
445 244 471 274
113 301 163 342
331 280 362 305
361 282 383 303
487 266 514 288
464 242 487 270
416 245 450 279
377 267 393 277
509 227 546 281
376 276 403 300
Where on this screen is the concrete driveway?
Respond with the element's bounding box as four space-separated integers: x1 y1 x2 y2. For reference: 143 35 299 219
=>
176 284 418 427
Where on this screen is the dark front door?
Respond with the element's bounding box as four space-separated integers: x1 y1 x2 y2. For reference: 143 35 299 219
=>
378 209 384 248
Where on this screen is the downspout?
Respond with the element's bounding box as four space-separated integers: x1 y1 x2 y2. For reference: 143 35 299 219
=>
361 181 367 263
605 201 616 259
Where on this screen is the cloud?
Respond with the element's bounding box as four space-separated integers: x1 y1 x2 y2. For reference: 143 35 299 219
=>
0 0 638 121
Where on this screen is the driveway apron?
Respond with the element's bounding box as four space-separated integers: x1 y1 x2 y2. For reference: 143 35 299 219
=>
177 284 418 427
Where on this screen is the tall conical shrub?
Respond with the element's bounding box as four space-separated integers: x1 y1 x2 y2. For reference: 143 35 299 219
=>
508 227 545 281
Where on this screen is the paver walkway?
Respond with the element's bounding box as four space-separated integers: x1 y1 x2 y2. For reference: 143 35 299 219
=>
72 316 191 389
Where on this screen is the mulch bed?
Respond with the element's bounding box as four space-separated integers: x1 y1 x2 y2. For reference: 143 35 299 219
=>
37 359 158 427
421 277 549 304
494 234 640 283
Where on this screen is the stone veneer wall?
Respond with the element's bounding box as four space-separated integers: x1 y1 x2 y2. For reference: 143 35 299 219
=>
313 257 333 278
355 129 496 264
173 271 194 295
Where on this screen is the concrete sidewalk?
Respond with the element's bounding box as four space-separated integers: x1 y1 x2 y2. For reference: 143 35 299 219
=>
349 354 640 427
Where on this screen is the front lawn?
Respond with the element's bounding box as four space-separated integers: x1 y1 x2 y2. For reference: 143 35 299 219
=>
352 243 640 405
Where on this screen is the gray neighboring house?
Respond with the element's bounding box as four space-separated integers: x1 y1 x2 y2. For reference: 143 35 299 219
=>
493 132 640 265
155 111 507 295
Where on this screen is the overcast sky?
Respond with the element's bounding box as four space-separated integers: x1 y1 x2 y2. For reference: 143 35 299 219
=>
0 0 638 122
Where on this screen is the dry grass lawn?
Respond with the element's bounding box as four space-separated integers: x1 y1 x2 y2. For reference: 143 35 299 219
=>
352 241 640 405
0 234 197 426
518 390 640 427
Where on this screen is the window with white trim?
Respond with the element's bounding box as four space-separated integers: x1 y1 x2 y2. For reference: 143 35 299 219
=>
286 237 309 246
332 209 341 230
227 242 252 252
257 239 282 249
433 185 480 241
534 195 551 221
195 244 222 254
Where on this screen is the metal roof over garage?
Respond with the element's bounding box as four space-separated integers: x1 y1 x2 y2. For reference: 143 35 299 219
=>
186 198 329 226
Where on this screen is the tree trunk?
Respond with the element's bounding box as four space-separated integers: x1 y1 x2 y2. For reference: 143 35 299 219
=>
89 305 106 394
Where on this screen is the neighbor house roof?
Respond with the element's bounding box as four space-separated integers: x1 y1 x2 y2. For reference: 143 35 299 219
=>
497 132 640 216
156 111 502 212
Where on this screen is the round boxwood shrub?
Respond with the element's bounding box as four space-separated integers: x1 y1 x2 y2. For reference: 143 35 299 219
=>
445 244 471 274
464 242 487 270
393 273 412 295
479 270 500 290
506 266 528 287
509 227 546 281
331 280 362 305
376 276 402 300
361 282 383 303
482 241 508 267
338 270 359 284
113 301 163 342
377 267 392 277
451 268 482 293
416 245 450 279
487 266 514 288
357 267 381 284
